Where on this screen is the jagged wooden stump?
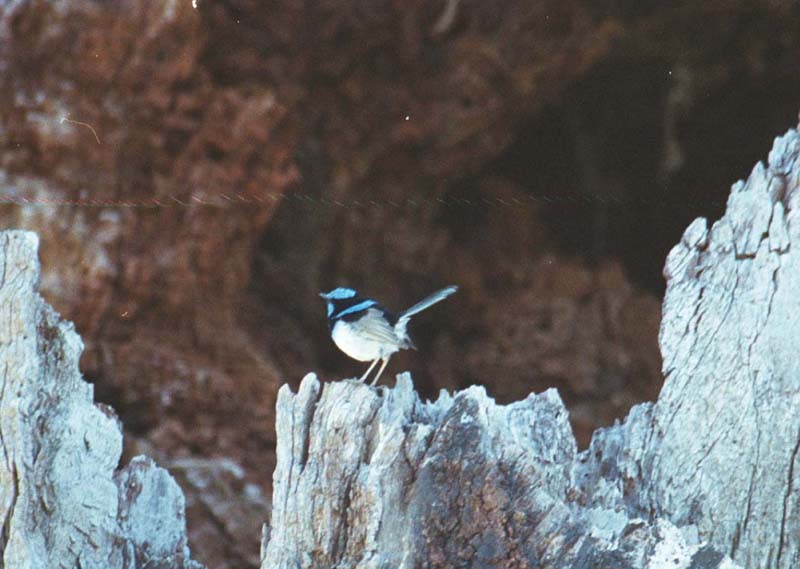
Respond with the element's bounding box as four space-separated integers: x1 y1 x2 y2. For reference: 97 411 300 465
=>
262 127 800 568
0 231 201 569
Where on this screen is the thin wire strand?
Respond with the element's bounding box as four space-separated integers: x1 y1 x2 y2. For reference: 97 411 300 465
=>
0 190 727 211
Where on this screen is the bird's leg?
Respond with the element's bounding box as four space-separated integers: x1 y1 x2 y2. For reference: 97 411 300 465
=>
369 357 391 387
359 359 379 382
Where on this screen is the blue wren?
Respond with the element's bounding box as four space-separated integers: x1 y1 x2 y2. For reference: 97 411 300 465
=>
319 285 458 386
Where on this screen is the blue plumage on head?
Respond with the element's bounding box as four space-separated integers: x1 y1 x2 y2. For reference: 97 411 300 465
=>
322 287 357 300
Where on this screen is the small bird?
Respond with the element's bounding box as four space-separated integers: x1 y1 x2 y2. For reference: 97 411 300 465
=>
319 285 458 386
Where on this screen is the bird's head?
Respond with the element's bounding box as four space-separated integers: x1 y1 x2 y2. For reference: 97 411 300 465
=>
319 287 358 317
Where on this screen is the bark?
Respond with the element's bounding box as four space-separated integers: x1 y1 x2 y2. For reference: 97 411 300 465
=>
262 127 800 567
0 230 200 569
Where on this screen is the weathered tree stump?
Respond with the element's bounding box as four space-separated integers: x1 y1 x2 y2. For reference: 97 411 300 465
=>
0 231 200 569
262 127 800 568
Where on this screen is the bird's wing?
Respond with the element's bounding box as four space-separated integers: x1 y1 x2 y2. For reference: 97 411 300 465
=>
350 308 401 346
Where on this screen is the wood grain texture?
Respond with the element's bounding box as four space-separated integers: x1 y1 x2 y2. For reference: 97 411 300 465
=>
0 231 200 569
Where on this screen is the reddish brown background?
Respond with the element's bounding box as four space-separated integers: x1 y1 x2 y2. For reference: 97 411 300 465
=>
2 1 799 567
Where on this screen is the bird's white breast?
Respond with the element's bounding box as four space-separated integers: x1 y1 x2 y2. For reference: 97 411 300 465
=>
331 319 396 361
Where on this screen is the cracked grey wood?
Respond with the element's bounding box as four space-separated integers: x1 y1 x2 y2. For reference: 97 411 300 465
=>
580 128 800 568
262 126 800 568
654 129 800 567
264 373 739 568
0 231 201 569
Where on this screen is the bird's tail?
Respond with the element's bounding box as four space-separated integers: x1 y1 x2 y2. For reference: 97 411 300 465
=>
395 286 458 343
399 286 458 319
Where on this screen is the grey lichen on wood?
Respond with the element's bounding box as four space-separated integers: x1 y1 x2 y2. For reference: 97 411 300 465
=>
0 231 201 569
263 127 800 568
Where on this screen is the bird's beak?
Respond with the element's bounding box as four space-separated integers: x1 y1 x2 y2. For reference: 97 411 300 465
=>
319 293 327 299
